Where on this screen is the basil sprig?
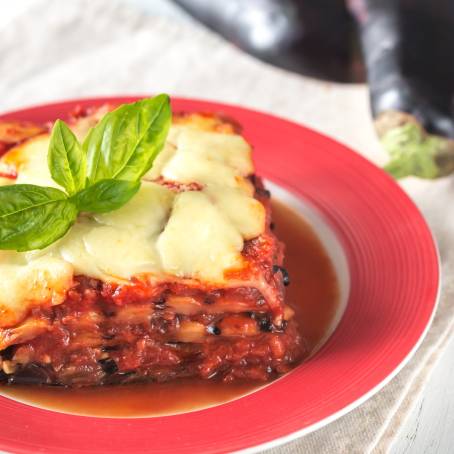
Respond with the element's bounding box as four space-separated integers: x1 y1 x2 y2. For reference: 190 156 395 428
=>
0 94 171 251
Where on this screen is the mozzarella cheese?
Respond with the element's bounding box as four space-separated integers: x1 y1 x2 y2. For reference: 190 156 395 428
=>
157 191 244 280
0 118 266 327
0 135 57 188
0 252 73 327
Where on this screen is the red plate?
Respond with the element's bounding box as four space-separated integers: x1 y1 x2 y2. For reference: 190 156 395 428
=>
0 97 439 453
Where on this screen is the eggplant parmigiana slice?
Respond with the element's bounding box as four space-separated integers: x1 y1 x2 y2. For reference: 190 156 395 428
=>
0 107 304 386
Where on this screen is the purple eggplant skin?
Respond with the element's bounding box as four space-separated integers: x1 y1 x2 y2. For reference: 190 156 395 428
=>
349 0 454 138
172 0 364 83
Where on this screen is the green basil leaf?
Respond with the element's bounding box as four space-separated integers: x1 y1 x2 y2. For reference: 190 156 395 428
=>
73 179 141 213
0 185 77 251
48 120 86 195
84 94 171 185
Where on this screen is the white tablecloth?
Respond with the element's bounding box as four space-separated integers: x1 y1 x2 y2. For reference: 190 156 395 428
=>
0 1 453 452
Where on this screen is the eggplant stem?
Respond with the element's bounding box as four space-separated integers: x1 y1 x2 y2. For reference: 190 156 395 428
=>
377 112 454 180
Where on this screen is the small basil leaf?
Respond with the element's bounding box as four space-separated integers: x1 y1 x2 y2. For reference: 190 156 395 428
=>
73 179 141 213
48 120 86 195
84 94 171 185
0 184 77 251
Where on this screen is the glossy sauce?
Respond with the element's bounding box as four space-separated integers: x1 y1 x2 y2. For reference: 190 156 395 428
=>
0 200 339 417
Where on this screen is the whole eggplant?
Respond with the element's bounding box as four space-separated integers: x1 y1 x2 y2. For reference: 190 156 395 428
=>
349 0 454 178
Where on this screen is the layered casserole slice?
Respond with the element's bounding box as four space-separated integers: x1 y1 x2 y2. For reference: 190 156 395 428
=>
0 105 304 386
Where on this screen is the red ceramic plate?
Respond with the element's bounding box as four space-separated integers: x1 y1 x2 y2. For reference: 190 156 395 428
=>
0 97 439 453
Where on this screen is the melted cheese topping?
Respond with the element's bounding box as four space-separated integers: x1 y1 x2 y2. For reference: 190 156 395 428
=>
157 191 244 279
0 135 57 188
0 118 266 327
0 252 73 327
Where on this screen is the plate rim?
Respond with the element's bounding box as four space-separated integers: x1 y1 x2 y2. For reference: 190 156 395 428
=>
243 266 441 453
